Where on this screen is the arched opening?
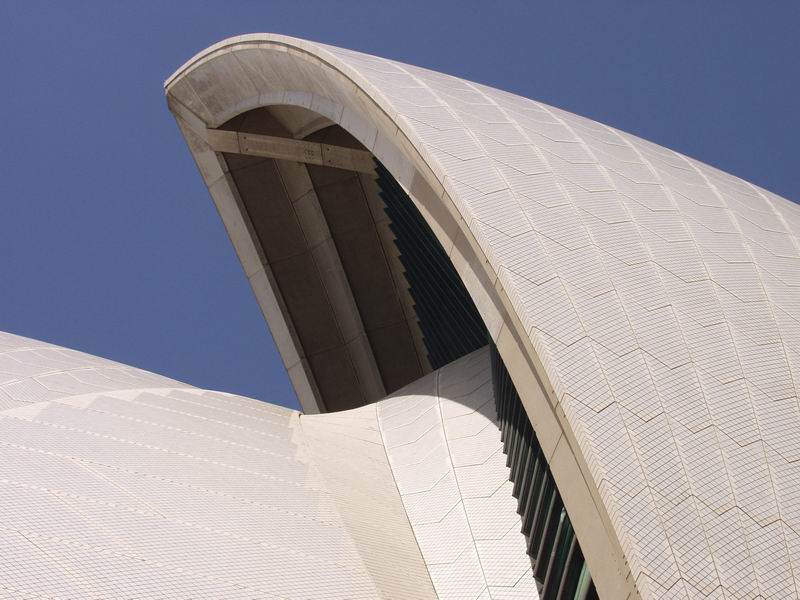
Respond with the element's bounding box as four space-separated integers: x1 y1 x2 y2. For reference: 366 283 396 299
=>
216 105 488 411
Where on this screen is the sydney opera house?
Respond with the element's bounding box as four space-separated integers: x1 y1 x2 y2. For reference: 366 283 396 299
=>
2 34 800 599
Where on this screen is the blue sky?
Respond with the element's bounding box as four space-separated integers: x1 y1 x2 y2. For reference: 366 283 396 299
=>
1 2 797 409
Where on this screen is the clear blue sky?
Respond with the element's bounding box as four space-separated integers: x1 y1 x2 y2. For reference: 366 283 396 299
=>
1 2 797 409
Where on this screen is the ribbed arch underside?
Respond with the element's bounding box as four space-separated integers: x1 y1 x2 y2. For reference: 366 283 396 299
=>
167 34 800 599
217 105 489 410
217 109 430 411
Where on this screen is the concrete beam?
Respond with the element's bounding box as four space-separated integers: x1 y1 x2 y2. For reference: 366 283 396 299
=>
207 128 376 173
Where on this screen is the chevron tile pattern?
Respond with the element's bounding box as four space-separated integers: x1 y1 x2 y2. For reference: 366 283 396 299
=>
165 34 800 599
0 332 532 598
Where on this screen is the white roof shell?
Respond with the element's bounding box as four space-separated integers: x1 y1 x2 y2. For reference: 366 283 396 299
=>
167 35 800 599
0 332 530 599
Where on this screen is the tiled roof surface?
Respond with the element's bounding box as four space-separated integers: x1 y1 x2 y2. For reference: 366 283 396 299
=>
168 35 800 598
0 332 526 599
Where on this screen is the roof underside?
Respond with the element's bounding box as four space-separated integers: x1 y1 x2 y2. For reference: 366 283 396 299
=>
203 103 488 413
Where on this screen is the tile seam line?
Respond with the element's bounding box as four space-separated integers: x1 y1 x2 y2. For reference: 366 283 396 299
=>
15 529 96 596
744 179 800 407
70 458 169 519
5 525 290 600
436 76 600 426
0 447 350 530
9 417 319 491
592 118 757 593
62 405 300 461
678 155 800 597
374 394 441 600
294 410 389 597
433 362 496 597
463 80 661 596
48 395 293 442
0 386 201 416
535 108 718 595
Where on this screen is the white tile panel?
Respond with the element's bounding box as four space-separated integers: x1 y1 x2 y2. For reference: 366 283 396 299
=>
379 348 535 599
0 333 436 598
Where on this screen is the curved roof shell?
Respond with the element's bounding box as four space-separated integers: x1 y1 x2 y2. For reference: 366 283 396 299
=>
166 35 800 599
0 332 529 599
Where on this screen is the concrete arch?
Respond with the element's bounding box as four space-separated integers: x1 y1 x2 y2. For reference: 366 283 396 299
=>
166 35 633 598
